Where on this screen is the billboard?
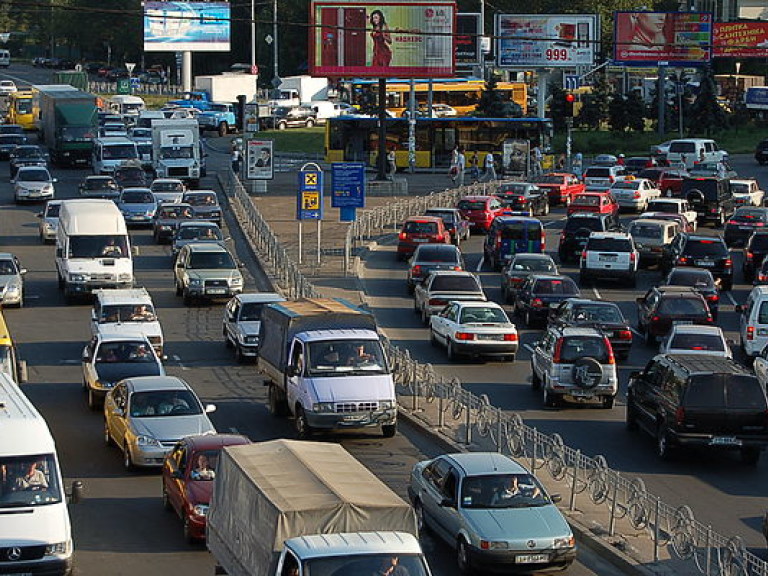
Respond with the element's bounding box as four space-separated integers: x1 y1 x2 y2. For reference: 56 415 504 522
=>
496 14 598 68
714 22 768 58
456 13 481 66
144 2 230 52
309 1 455 78
245 139 273 181
613 12 712 65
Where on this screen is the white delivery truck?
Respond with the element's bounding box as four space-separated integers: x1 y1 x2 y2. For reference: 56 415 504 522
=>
108 95 146 124
193 73 257 105
207 439 430 576
258 298 398 438
268 75 329 108
0 372 83 576
55 199 134 302
151 119 201 187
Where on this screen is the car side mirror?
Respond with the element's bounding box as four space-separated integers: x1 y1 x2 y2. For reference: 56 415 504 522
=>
131 246 139 256
550 494 562 504
10 179 15 184
440 497 456 508
52 178 58 183
204 404 216 413
68 480 84 505
19 268 27 275
16 360 27 383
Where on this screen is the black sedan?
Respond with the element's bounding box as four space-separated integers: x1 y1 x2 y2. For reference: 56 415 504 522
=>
744 230 768 283
0 134 27 160
662 267 720 320
78 175 120 200
724 207 768 247
496 182 549 216
500 253 558 303
547 298 633 360
9 145 47 178
513 274 581 328
151 203 194 244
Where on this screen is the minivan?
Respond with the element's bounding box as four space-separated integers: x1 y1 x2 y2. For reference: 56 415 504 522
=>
627 218 680 265
483 215 545 271
738 285 768 360
667 138 728 168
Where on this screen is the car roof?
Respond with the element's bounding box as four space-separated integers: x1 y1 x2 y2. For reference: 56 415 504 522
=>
668 324 723 336
184 242 229 253
403 215 442 224
182 433 251 451
656 286 699 296
178 220 218 228
442 452 526 475
450 300 504 310
96 332 153 343
630 218 676 227
413 243 459 253
511 253 553 260
460 195 496 201
94 287 152 305
530 274 571 282
125 375 190 392
493 215 541 224
564 298 618 308
557 326 606 337
427 270 475 278
649 197 684 204
683 234 726 243
730 179 757 185
568 212 606 219
233 292 285 304
425 207 459 213
0 253 15 260
669 266 713 277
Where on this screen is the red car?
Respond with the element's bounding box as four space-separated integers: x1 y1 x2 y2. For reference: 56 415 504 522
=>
567 191 619 217
532 172 585 205
456 195 505 233
161 433 251 542
396 216 451 260
638 167 689 197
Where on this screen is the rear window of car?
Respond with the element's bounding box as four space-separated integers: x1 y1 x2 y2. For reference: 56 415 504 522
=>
731 182 753 194
732 209 767 222
658 296 708 315
573 304 623 323
669 333 724 352
414 246 458 262
510 258 555 272
573 195 600 206
629 223 662 239
430 275 481 292
425 210 456 223
587 237 632 252
757 301 768 324
612 181 639 190
647 201 676 213
458 200 487 211
667 270 714 289
499 223 542 240
404 221 438 234
122 191 153 203
686 375 767 409
564 217 602 233
683 180 719 200
670 141 696 153
683 239 728 258
585 168 610 177
533 277 578 295
559 336 608 363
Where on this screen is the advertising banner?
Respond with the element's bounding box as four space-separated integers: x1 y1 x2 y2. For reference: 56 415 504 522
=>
613 11 712 65
713 22 768 58
331 163 366 208
144 2 230 52
496 14 598 68
245 139 273 181
456 13 481 66
309 1 455 78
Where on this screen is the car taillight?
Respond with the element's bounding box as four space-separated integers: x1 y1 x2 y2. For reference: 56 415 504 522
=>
710 208 718 213
581 250 587 260
748 325 755 340
608 175 615 183
453 266 462 271
757 222 765 227
677 256 689 264
706 314 713 322
552 339 563 363
675 406 686 426
651 315 660 323
429 298 446 307
455 332 475 341
724 258 732 268
412 265 421 276
503 333 518 341
519 197 528 203
604 337 615 364
541 229 546 251
399 232 406 240
760 274 768 282
747 251 754 261
707 294 719 302
531 298 543 308
727 220 737 226
630 252 636 263
617 330 632 340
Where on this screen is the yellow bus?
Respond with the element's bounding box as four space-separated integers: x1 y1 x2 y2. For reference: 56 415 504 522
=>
0 310 26 383
343 79 528 117
6 91 34 130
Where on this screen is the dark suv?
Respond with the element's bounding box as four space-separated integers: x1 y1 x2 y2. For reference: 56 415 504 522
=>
659 233 733 290
682 177 734 227
558 212 622 264
270 106 317 130
627 354 768 464
743 230 768 282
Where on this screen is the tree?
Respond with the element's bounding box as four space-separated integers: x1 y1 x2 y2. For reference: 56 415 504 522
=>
576 70 611 130
687 66 728 137
625 90 647 132
475 73 522 118
608 94 630 132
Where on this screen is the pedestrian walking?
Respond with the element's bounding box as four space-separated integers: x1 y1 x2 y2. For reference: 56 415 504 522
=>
455 147 466 187
531 143 543 176
387 148 397 180
468 151 479 181
231 146 241 174
482 151 497 182
449 145 460 183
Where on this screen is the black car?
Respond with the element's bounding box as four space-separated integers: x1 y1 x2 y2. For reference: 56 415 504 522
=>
0 134 27 160
0 124 24 136
659 233 733 290
269 106 317 130
744 230 768 283
500 253 558 303
755 258 768 285
624 157 651 174
548 298 633 360
682 177 734 227
513 274 580 328
115 165 148 189
558 212 622 264
152 203 194 244
723 207 768 247
9 145 47 178
627 354 768 464
756 138 768 166
423 207 470 245
406 243 464 293
78 175 120 199
662 267 720 320
636 286 713 343
495 182 550 216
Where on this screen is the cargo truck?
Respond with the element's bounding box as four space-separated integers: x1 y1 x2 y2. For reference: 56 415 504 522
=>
151 119 201 186
258 298 398 438
268 75 329 108
34 85 98 166
206 439 430 576
194 73 257 105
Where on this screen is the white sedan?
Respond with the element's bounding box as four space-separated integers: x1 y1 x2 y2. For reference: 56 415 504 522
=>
731 179 765 207
659 324 731 359
0 80 17 94
429 301 518 361
609 178 661 212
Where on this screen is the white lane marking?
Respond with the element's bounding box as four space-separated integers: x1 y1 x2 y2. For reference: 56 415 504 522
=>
172 354 190 371
592 286 602 299
523 343 534 353
543 217 566 228
725 292 737 306
475 257 484 272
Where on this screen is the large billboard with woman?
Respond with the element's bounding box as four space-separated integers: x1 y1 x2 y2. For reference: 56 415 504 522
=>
310 1 455 78
613 11 712 65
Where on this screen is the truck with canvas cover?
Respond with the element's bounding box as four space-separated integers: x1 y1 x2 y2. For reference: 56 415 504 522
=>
34 85 97 166
206 439 430 576
151 119 201 186
257 298 397 438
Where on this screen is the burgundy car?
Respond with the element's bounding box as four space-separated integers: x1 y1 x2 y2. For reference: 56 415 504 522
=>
161 433 251 542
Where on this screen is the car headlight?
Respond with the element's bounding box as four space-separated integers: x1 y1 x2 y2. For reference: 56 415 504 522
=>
380 400 396 409
553 536 576 549
230 277 243 286
313 402 334 413
118 273 133 282
189 278 202 286
94 379 115 390
69 273 87 282
43 184 53 192
160 225 171 231
243 335 259 344
480 540 509 550
192 503 209 517
5 283 20 294
136 435 161 447
44 541 71 556
211 211 220 217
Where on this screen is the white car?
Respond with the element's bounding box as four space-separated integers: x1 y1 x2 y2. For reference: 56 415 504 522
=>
0 80 17 94
609 178 661 211
579 232 639 287
429 301 518 361
13 166 56 203
37 199 62 243
646 198 698 231
659 324 731 359
730 179 764 207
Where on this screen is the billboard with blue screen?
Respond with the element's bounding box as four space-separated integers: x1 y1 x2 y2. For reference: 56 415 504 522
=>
144 2 230 52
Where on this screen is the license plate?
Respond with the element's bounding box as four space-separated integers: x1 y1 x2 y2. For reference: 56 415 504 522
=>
478 334 505 341
206 288 226 295
710 436 742 447
343 415 364 422
515 554 549 564
570 390 595 398
413 238 429 242
599 255 617 262
696 260 715 267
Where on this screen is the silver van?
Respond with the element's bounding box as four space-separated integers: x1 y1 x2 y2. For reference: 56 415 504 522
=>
627 218 680 266
667 139 728 168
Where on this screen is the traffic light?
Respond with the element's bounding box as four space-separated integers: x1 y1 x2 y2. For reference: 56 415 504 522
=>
564 92 576 118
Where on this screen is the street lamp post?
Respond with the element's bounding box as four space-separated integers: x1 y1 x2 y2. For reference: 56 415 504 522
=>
272 0 279 87
251 0 256 73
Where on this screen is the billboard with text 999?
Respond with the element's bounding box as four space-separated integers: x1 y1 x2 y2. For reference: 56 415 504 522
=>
309 1 455 78
144 2 230 52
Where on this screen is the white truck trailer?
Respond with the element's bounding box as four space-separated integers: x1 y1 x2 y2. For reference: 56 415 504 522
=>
151 118 201 187
194 73 258 105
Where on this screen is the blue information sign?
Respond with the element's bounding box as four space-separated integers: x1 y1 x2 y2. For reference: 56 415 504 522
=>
297 170 323 220
331 162 366 209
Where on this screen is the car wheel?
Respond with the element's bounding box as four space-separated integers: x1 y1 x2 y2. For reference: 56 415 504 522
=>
162 484 172 511
182 289 192 306
103 420 112 446
457 538 471 575
235 344 245 364
123 443 134 470
295 406 313 439
382 423 396 438
656 424 674 460
602 395 615 409
277 122 287 131
421 307 429 326
268 384 287 417
414 500 429 534
741 447 760 466
305 118 315 128
543 386 559 408
429 329 439 347
447 340 459 362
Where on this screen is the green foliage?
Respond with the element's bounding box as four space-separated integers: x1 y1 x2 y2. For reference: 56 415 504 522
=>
548 85 568 131
475 74 523 118
576 70 610 131
687 66 728 137
625 91 647 132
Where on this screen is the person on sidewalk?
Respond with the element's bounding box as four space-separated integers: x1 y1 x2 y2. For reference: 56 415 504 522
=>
482 151 497 182
531 143 543 176
231 145 241 174
468 151 479 182
455 147 466 187
387 148 397 181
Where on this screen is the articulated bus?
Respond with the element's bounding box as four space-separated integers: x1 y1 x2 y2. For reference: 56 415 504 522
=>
325 116 552 169
6 91 34 130
341 78 528 117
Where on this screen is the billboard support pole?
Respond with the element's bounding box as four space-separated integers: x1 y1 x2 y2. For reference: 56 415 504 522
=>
536 69 548 119
273 0 279 83
408 78 416 173
377 78 387 181
182 51 192 92
657 64 666 137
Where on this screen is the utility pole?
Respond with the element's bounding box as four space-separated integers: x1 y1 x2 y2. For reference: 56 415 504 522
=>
273 0 279 86
251 0 256 73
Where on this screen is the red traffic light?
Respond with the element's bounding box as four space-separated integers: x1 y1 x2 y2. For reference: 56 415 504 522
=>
565 93 575 103
564 92 575 117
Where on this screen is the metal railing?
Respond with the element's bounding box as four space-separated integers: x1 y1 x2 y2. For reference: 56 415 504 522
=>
223 167 768 576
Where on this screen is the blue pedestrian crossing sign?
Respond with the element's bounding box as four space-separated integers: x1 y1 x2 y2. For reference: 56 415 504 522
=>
297 168 323 220
564 75 581 91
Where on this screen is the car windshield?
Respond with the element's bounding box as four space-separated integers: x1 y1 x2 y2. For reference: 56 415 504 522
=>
129 390 202 417
45 203 61 218
0 454 62 508
84 178 117 190
510 257 555 272
587 238 632 251
560 336 609 362
153 181 184 192
646 201 676 213
585 168 610 177
414 246 459 263
188 449 221 481
667 270 714 288
573 195 600 206
239 302 268 321
404 221 437 234
184 193 217 206
14 147 42 159
102 144 137 160
121 191 154 204
686 375 767 409
629 223 662 239
430 276 481 292
160 146 193 160
188 252 235 269
307 340 388 375
99 304 156 323
69 235 129 259
458 306 508 323
305 554 429 576
15 100 32 114
669 333 724 352
460 473 549 509
612 181 640 190
178 226 221 241
572 304 623 323
457 200 487 211
18 169 50 182
534 278 578 295
639 169 664 180
158 206 189 219
0 259 19 275
499 224 541 240
683 240 728 258
96 341 156 363
658 297 708 315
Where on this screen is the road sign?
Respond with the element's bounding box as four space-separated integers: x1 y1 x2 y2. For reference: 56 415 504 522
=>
130 77 141 89
297 168 323 220
125 62 136 74
116 78 131 95
564 74 581 91
331 163 365 209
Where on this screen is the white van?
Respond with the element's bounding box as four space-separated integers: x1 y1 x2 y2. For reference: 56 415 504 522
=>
0 50 10 68
304 100 336 124
92 137 138 175
55 199 134 302
0 372 82 575
108 95 145 123
90 287 164 355
738 285 768 359
666 138 728 168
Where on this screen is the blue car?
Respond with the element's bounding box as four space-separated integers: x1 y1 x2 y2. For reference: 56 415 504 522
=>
118 187 157 226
